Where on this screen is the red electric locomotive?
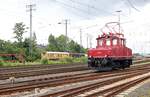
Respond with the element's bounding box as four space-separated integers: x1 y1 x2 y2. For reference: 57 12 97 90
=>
88 22 132 70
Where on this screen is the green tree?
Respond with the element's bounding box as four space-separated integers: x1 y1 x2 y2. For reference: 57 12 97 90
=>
47 34 58 51
0 40 19 54
56 35 68 52
0 39 5 53
68 40 76 52
31 32 41 61
13 22 27 47
68 40 85 53
23 33 40 61
46 34 86 53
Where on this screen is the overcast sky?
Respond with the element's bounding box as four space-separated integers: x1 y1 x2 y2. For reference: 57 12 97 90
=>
0 0 150 53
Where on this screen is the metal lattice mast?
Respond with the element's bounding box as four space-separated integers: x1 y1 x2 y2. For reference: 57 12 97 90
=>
26 4 36 57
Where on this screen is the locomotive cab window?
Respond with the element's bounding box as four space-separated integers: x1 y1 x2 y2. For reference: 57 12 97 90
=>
124 40 126 46
112 39 117 45
121 39 124 46
106 38 110 46
122 39 126 46
120 39 125 46
98 39 103 46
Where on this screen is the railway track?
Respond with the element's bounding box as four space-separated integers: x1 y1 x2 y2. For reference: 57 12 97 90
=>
0 57 148 72
0 59 150 96
1 63 150 96
0 63 84 72
133 58 150 64
39 67 150 97
0 60 149 82
0 64 88 80
0 58 149 81
46 74 148 97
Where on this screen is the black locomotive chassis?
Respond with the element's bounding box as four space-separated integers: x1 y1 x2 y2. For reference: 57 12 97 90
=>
88 57 132 69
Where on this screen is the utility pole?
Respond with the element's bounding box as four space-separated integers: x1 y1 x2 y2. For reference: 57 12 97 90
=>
86 33 92 48
116 10 122 33
58 19 69 52
65 19 68 38
89 37 92 48
87 33 89 49
80 28 82 46
26 4 36 57
58 19 70 51
58 19 69 38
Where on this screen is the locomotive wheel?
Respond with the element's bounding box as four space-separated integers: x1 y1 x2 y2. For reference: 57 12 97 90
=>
122 64 125 69
121 61 126 69
111 61 116 70
113 62 121 69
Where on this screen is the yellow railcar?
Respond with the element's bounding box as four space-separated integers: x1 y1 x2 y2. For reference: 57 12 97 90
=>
41 51 70 60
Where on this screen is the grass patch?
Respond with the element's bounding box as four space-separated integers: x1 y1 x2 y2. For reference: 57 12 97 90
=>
0 62 41 67
0 58 4 66
0 57 88 67
73 57 87 63
42 57 88 65
41 58 48 64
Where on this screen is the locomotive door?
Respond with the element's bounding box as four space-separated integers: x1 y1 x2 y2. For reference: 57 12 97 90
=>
120 39 124 56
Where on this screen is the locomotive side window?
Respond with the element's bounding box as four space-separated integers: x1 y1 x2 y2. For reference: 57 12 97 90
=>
113 39 117 45
106 39 110 46
121 39 125 46
124 40 126 46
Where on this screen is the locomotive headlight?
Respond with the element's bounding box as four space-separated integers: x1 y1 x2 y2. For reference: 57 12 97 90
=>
105 55 108 57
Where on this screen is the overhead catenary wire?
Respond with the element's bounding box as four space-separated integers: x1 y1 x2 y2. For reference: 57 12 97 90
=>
53 2 90 19
0 8 29 20
126 0 140 12
54 0 94 17
69 0 116 16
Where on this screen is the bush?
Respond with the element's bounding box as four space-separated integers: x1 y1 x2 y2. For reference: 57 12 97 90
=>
0 57 4 66
65 57 73 63
26 56 33 62
60 57 73 63
0 61 4 66
41 58 48 64
73 57 87 63
80 57 88 63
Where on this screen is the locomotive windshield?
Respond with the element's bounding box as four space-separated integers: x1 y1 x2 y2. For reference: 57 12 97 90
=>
106 39 111 46
97 38 126 47
98 39 103 46
113 39 117 45
97 33 126 47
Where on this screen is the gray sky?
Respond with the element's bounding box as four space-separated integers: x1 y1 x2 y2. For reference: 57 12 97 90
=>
0 0 150 53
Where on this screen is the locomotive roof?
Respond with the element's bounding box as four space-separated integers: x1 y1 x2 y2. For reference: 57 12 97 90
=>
97 32 125 40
